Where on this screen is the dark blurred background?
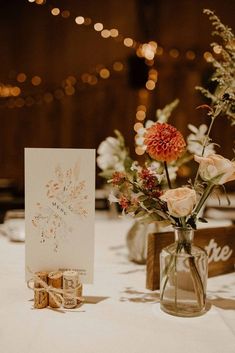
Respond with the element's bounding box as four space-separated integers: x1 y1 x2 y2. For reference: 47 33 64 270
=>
0 0 234 208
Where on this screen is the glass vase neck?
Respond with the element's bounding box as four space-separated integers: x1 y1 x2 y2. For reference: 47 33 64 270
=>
174 227 194 243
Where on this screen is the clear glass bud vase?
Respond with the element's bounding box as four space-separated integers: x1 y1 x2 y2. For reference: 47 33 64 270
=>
160 227 208 317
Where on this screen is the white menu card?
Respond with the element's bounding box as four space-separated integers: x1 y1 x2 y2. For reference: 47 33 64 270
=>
25 148 95 283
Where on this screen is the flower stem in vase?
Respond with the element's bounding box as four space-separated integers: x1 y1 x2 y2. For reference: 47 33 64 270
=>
164 161 172 189
160 228 207 317
183 242 206 310
194 183 214 217
174 251 178 311
160 242 183 301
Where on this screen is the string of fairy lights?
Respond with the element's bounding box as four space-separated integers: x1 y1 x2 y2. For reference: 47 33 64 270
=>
0 59 127 108
1 0 218 153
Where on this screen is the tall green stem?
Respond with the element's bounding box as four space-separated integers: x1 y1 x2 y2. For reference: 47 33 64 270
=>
184 243 205 309
160 242 182 301
180 217 187 228
201 116 215 156
194 183 214 217
164 161 172 189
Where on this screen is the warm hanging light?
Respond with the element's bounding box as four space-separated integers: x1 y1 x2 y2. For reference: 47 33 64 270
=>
51 8 60 16
75 16 85 25
94 23 103 31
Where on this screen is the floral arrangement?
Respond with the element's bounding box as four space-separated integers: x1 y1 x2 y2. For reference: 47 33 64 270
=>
97 9 235 317
97 10 235 232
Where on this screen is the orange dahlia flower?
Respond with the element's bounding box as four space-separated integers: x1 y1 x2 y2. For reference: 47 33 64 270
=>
144 123 186 162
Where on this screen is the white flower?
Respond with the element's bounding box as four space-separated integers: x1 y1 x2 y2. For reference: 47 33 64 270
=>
187 124 216 157
145 163 163 183
130 161 141 172
145 120 155 128
146 161 162 182
97 137 119 154
97 154 121 171
148 161 178 182
135 136 146 147
108 191 119 204
135 127 146 149
97 136 126 172
148 161 161 171
135 120 154 149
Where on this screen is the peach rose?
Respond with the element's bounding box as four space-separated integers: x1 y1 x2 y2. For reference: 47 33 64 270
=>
161 187 197 217
194 154 235 185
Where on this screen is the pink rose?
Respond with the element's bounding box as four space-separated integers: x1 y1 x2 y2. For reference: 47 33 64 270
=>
161 187 197 217
194 154 235 185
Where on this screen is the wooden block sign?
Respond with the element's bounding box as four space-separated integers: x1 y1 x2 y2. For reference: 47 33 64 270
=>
146 226 235 291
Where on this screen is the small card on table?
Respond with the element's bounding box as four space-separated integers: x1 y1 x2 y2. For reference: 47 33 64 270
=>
25 148 95 283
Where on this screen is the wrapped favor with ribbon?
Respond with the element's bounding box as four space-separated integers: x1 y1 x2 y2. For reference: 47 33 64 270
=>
27 269 84 310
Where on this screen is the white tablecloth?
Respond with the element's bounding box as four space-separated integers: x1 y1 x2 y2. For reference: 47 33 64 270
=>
0 213 235 353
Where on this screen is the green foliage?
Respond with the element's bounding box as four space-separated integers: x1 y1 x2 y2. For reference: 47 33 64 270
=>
156 99 180 122
197 9 235 125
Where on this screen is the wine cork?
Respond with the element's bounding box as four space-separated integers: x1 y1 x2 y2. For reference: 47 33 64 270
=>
34 271 48 309
48 271 63 308
63 270 79 308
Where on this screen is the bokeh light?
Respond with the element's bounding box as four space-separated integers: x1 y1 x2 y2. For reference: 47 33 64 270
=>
94 23 103 31
75 16 85 25
99 68 110 79
51 8 60 16
31 76 42 86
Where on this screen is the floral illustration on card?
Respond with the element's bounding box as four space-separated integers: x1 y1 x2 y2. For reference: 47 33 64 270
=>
32 162 89 251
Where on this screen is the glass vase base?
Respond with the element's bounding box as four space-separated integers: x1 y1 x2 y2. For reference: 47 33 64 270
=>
160 227 208 318
160 302 207 317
